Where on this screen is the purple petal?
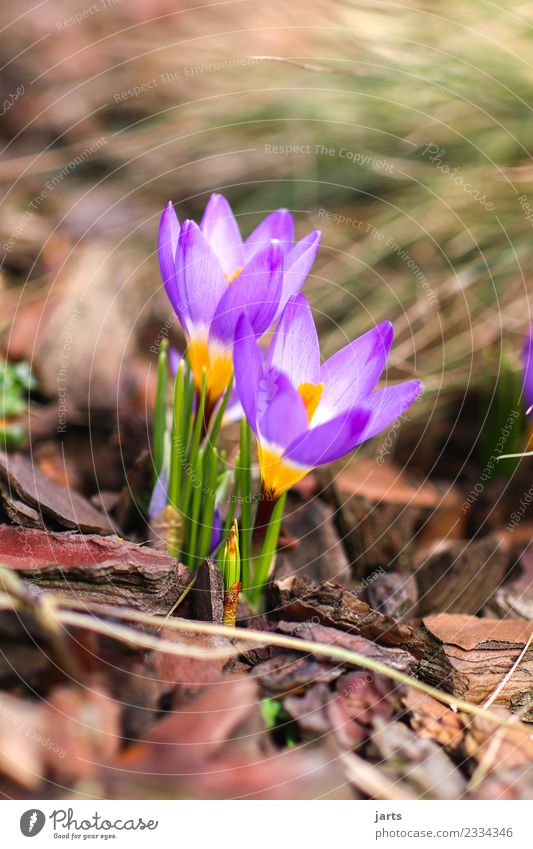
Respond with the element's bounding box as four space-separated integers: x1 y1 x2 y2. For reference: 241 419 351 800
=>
523 324 533 413
244 209 294 263
175 220 227 333
355 380 423 445
314 321 394 425
223 345 269 426
285 408 370 468
168 347 183 376
200 193 244 278
275 230 321 319
148 467 168 520
267 294 320 387
209 239 283 346
257 370 308 451
233 314 265 433
158 202 182 320
210 507 222 555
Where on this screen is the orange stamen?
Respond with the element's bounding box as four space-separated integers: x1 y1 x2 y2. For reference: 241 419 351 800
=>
298 382 324 423
225 267 243 285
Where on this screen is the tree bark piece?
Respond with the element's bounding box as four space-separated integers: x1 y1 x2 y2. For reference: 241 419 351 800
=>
418 613 533 709
0 451 115 534
415 535 508 616
276 620 416 674
365 571 418 621
320 460 441 576
369 718 467 800
252 652 342 696
0 481 44 529
191 559 224 624
464 707 533 770
0 525 190 614
272 575 425 657
402 687 464 747
490 536 533 620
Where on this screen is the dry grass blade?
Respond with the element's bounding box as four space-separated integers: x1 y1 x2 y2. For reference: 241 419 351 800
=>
46 597 520 727
483 632 533 709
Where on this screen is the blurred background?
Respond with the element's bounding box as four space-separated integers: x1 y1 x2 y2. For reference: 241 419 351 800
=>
1 0 532 489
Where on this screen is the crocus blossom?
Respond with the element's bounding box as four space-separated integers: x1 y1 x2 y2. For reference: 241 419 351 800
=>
234 294 422 498
158 193 321 408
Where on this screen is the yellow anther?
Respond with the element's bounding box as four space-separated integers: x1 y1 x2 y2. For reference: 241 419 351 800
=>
298 382 324 423
225 267 243 285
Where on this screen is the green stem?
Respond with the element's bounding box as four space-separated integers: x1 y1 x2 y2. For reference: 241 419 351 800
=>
207 376 233 447
197 443 219 564
181 370 207 525
238 419 253 591
168 360 185 512
249 492 287 608
182 361 195 449
183 451 203 568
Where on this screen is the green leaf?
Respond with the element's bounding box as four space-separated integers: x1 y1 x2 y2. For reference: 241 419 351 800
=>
260 697 282 729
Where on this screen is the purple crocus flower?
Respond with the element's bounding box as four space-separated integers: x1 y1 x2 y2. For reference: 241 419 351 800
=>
158 194 320 409
523 324 533 416
234 294 422 498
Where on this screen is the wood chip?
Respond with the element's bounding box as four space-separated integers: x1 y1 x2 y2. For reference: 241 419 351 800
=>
272 575 425 656
275 492 351 585
370 718 467 800
320 459 441 574
491 537 533 620
284 684 364 747
419 613 533 708
465 707 533 771
252 651 343 696
191 559 224 624
365 571 418 621
0 480 44 529
402 686 464 747
0 525 190 614
276 620 416 674
415 535 508 616
0 451 115 534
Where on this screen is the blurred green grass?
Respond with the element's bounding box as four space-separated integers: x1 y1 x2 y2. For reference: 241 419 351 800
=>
0 0 532 445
